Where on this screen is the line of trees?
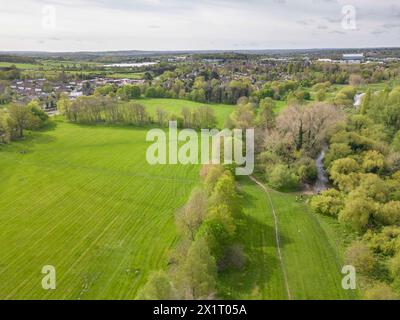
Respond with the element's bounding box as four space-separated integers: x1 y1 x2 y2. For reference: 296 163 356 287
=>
138 165 244 300
58 94 219 129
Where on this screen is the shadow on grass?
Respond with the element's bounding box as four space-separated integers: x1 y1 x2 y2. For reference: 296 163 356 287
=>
0 121 58 154
218 179 292 299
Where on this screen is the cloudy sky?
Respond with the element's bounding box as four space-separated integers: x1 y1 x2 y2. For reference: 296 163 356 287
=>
0 0 399 51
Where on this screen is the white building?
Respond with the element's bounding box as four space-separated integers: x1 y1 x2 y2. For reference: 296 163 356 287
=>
342 54 364 64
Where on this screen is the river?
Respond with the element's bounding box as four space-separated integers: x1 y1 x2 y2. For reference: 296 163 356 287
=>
314 145 330 193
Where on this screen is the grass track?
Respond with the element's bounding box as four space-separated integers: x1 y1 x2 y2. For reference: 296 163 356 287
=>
219 176 359 300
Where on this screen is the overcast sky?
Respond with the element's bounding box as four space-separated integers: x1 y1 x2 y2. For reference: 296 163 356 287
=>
0 0 399 52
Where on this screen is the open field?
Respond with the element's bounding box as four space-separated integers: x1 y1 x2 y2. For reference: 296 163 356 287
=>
0 121 199 299
264 185 359 299
219 177 359 300
132 98 235 128
0 62 41 70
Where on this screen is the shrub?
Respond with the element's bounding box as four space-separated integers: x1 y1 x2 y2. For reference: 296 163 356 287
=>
364 283 399 300
267 164 299 190
310 189 344 217
345 242 376 275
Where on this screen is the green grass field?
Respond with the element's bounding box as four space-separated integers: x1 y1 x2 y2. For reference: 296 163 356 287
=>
0 121 199 299
0 62 41 70
219 177 358 300
132 98 235 128
0 98 356 300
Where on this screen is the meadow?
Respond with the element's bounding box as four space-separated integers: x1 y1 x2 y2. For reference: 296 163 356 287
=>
0 97 357 300
131 98 236 128
218 177 358 300
0 121 199 299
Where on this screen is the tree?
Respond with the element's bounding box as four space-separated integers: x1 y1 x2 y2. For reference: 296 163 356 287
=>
57 94 72 116
257 98 275 130
267 164 299 191
175 189 208 241
175 238 217 300
117 85 141 100
229 102 255 130
345 241 375 274
209 171 240 217
349 74 363 87
338 191 376 232
28 100 48 126
311 189 344 217
0 109 10 143
276 103 343 154
360 89 371 115
202 165 225 194
376 201 400 226
362 150 385 173
181 107 191 128
330 157 360 192
156 107 168 127
7 104 37 138
137 271 176 300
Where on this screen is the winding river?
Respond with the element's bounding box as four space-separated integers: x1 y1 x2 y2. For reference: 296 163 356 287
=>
314 145 330 193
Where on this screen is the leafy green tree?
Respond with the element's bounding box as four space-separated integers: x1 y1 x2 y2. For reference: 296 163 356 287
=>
362 150 385 173
202 165 225 194
138 271 176 300
257 98 275 129
175 189 208 241
345 241 375 274
360 89 371 115
311 189 344 217
267 164 299 191
339 191 376 232
324 143 352 168
376 201 400 226
27 100 48 125
0 109 10 143
7 104 37 138
330 157 360 192
209 171 240 217
175 238 217 300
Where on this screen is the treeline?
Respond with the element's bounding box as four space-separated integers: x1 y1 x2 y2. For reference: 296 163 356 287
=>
0 101 49 143
58 94 218 129
0 66 21 80
138 165 245 300
311 86 400 299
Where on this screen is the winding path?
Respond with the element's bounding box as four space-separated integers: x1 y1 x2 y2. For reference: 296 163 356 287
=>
250 176 292 300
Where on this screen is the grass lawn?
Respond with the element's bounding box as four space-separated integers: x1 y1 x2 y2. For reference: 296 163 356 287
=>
266 187 359 299
221 177 359 300
0 121 199 299
0 62 41 70
218 177 287 299
131 98 235 128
